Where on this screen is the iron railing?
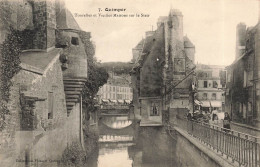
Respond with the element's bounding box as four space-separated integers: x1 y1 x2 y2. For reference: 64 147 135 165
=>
176 118 260 167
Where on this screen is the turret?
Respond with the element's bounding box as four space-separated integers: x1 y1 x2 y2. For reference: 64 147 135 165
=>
168 9 184 50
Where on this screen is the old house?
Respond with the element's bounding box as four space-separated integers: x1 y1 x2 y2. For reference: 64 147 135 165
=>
225 22 260 133
130 9 196 126
0 0 91 166
195 64 226 112
97 72 133 104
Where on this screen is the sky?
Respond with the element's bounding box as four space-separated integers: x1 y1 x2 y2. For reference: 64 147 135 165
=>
65 0 259 65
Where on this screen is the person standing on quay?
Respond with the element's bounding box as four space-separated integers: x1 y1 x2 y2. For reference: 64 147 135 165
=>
223 112 231 132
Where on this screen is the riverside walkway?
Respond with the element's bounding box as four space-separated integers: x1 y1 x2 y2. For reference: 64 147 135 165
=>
169 118 260 167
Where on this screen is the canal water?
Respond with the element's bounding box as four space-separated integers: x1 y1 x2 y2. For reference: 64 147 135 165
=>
85 116 180 167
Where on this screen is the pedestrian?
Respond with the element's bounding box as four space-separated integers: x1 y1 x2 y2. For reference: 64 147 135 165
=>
223 112 231 132
187 112 192 121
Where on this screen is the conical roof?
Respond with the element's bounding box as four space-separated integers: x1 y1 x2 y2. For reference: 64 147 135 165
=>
184 36 195 48
56 8 81 30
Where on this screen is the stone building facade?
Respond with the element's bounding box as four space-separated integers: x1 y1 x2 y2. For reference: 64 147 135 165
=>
225 21 260 132
97 72 133 103
195 64 226 112
0 0 91 166
131 9 196 126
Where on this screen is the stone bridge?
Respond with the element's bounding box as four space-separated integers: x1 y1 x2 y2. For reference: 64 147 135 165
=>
98 114 137 143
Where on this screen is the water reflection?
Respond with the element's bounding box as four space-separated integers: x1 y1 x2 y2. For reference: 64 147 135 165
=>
99 135 133 142
84 115 180 167
86 139 177 167
101 116 132 129
98 143 134 167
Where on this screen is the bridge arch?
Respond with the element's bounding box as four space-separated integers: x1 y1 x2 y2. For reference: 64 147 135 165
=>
98 116 135 136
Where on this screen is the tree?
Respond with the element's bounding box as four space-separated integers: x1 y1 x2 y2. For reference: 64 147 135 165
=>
79 32 108 115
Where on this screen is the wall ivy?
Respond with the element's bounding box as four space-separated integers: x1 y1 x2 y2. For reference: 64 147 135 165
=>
0 27 22 130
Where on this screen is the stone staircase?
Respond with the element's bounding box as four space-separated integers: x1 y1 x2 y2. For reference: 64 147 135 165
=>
63 78 87 116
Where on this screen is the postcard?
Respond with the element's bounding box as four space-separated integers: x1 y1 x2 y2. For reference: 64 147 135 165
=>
0 0 259 166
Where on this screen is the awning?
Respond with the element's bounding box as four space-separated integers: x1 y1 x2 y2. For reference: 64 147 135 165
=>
111 100 118 103
194 99 202 105
101 99 109 103
117 100 124 104
201 101 222 107
210 101 222 107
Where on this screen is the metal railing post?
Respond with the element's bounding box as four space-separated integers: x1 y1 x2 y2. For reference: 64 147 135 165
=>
238 133 241 166
178 119 259 167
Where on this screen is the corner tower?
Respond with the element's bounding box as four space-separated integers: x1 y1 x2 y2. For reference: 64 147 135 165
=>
168 9 184 59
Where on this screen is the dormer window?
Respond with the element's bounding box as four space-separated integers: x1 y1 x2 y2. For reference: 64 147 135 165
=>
71 37 79 45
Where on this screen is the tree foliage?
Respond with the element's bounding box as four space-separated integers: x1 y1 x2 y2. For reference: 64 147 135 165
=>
79 33 108 113
0 26 35 131
101 62 134 75
61 141 86 166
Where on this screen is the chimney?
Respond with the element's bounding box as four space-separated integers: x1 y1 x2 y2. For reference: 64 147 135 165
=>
259 0 260 22
258 0 260 22
33 0 56 49
235 23 246 59
145 31 155 37
157 16 168 27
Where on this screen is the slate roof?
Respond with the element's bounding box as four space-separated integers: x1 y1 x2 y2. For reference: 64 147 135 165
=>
20 48 62 71
184 36 195 48
227 22 260 69
56 8 81 30
132 34 155 70
142 35 155 54
134 39 145 49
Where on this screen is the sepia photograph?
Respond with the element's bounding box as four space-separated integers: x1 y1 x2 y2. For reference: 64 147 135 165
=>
0 0 259 166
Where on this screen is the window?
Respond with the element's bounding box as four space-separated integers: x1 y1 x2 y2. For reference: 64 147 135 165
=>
48 92 54 119
174 58 185 73
243 103 247 119
213 81 218 88
203 93 207 100
204 81 208 88
20 97 37 130
211 93 216 100
238 103 242 113
71 37 79 45
150 102 159 116
248 102 252 115
243 71 247 87
227 73 231 82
